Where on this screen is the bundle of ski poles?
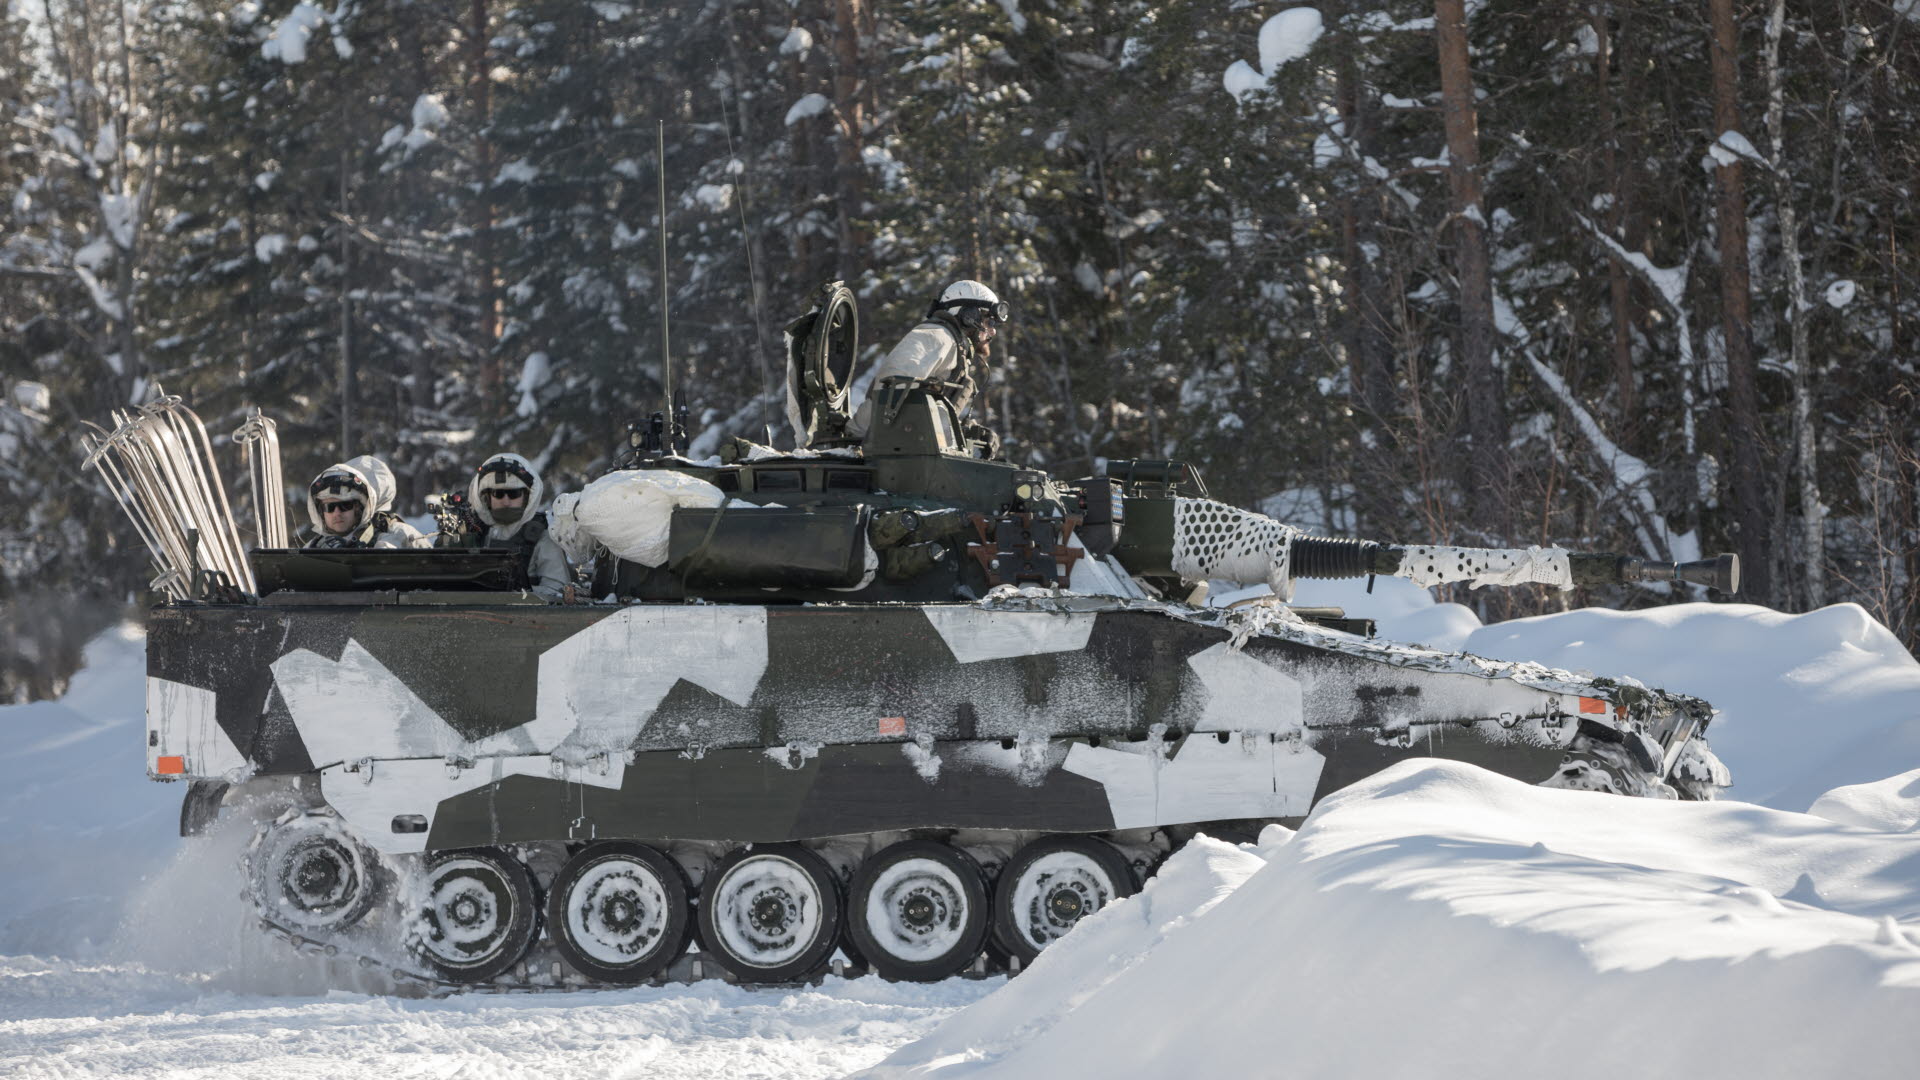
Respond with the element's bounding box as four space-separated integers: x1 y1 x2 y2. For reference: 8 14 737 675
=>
82 389 256 599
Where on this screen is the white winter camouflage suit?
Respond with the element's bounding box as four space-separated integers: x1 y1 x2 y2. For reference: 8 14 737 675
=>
848 316 977 438
467 452 572 602
303 455 430 549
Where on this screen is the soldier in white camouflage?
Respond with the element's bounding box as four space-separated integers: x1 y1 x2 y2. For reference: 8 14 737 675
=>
849 279 1008 454
437 452 572 602
303 455 429 549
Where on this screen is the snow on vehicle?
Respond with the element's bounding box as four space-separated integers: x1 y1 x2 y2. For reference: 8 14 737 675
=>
103 283 1734 992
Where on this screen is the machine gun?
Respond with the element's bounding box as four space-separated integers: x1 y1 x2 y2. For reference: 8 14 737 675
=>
425 490 487 544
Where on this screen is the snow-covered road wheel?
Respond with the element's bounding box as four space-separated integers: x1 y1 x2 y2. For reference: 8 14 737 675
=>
247 809 382 933
548 841 692 984
847 840 990 982
411 848 538 984
992 836 1138 964
697 844 842 983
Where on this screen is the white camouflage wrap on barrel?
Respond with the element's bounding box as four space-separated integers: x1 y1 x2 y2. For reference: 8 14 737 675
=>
1393 544 1575 591
1170 499 1299 597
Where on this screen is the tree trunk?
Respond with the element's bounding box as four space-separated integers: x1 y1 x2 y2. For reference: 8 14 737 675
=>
1707 0 1772 602
339 140 354 458
469 0 500 408
829 0 868 265
1764 0 1822 608
1434 0 1510 542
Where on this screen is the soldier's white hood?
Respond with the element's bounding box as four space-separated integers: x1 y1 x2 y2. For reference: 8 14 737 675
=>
305 455 400 533
467 452 546 540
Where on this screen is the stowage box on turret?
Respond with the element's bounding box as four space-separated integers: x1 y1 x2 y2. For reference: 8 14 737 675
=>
141 282 1735 992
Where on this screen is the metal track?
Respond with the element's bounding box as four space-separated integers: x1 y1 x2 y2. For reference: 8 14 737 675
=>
249 884 1007 997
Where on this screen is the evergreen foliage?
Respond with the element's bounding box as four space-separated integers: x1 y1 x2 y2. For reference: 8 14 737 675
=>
2 0 1917 698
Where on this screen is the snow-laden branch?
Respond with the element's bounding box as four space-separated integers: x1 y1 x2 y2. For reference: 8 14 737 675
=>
1492 288 1678 563
1312 122 1422 213
1521 349 1671 561
72 265 126 322
1567 208 1697 456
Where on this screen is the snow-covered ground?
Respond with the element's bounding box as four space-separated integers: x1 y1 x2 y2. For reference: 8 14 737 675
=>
4 589 1918 1078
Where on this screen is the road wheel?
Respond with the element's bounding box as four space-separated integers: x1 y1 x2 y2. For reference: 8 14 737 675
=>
696 844 842 983
548 841 692 984
410 847 538 984
848 840 990 982
991 836 1137 965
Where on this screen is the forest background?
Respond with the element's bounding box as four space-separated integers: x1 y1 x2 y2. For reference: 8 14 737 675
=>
2 0 1915 702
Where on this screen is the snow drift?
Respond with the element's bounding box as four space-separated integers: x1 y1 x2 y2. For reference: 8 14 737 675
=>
864 760 1920 1079
1464 602 1920 811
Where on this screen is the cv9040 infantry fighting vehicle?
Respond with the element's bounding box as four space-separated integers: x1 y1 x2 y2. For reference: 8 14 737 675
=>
118 282 1736 993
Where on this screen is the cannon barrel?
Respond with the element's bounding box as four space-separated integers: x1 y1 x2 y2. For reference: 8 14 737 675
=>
1285 538 1740 594
1111 496 1741 595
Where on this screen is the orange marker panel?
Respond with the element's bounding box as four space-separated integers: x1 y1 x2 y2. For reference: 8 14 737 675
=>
155 755 186 775
878 716 906 736
1578 697 1607 714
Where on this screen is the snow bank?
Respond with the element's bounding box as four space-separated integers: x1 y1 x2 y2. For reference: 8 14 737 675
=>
867 831 1276 1073
1466 602 1920 811
867 761 1920 1079
1811 767 1920 833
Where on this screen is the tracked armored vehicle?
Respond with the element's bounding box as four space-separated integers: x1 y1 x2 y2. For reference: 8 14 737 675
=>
125 283 1735 992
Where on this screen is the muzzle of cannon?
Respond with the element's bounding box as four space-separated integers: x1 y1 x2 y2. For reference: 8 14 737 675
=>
1579 553 1741 594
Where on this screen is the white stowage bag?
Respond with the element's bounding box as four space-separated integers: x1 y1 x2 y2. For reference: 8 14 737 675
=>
549 470 726 567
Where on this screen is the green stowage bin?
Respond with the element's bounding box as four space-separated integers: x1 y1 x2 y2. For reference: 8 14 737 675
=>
669 504 870 588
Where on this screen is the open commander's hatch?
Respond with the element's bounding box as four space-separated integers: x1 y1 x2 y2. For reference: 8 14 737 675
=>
249 548 520 593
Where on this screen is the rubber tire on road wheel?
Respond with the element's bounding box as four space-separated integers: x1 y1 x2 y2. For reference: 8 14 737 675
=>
696 844 843 983
847 840 990 982
547 841 693 984
991 835 1138 965
412 847 539 984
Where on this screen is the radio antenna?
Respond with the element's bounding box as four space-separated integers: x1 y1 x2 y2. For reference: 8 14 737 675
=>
656 119 674 440
717 66 774 439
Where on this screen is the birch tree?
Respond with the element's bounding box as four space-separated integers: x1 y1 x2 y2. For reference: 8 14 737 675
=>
1762 0 1822 608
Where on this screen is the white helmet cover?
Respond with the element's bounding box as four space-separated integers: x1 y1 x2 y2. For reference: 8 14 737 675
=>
307 468 369 535
467 452 546 538
933 280 1008 322
305 455 398 535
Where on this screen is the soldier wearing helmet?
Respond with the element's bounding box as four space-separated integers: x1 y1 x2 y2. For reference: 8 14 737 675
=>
439 452 573 602
303 455 429 549
848 279 1008 452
